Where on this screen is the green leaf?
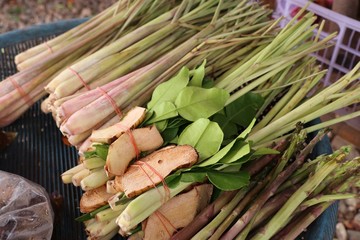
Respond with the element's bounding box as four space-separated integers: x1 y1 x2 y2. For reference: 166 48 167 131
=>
203 76 215 89
189 60 206 87
237 118 256 139
155 120 168 132
212 113 238 140
147 67 189 110
84 144 109 160
166 117 189 129
207 171 249 191
181 172 207 183
219 140 250 164
178 118 223 161
198 119 255 167
225 92 264 127
175 86 229 121
161 127 179 143
146 102 178 124
253 147 280 156
198 138 237 167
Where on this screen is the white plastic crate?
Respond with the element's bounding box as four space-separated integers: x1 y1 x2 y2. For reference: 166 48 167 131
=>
275 0 360 130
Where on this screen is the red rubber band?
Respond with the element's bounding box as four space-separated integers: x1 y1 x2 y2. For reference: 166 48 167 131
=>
126 129 140 159
134 161 170 203
9 77 33 107
44 42 54 53
97 87 123 118
154 211 178 237
68 67 91 91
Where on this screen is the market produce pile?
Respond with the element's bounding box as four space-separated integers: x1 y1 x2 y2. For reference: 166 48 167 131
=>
0 0 359 239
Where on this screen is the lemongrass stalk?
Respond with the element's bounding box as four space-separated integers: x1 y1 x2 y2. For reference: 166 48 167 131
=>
52 24 186 99
211 179 268 239
67 129 94 146
46 0 221 93
70 28 191 99
192 188 248 240
272 130 307 180
254 81 303 131
255 67 292 117
302 194 357 210
244 138 288 176
253 12 315 63
56 68 141 121
257 90 360 145
95 208 123 222
226 33 336 97
249 63 360 144
0 44 85 111
215 12 314 87
60 7 240 135
0 86 46 126
272 69 324 121
273 202 332 240
311 157 360 196
250 149 348 240
83 157 105 170
255 109 360 148
81 168 109 191
221 130 327 239
251 187 296 230
44 20 168 92
117 181 192 233
108 192 127 211
61 164 86 184
23 0 165 87
14 2 119 65
0 41 91 122
72 168 91 187
86 218 118 238
84 218 97 228
276 164 318 193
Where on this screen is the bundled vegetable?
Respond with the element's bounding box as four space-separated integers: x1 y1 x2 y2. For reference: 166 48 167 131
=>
7 0 356 239
45 0 276 150
60 54 359 239
0 0 181 126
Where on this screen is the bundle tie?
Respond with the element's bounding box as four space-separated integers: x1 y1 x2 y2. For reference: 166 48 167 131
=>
97 87 123 118
9 77 33 107
125 128 140 159
44 42 54 54
116 123 140 160
134 161 170 203
68 67 91 90
154 210 178 237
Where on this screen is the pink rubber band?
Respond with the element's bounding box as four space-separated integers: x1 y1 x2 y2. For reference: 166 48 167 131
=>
68 67 91 91
9 77 33 107
154 211 178 237
97 87 123 118
134 161 170 203
44 42 54 53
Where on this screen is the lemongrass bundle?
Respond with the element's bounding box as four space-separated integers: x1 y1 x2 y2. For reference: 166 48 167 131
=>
0 0 179 127
50 0 273 149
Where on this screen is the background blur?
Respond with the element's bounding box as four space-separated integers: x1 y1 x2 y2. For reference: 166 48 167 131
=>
0 0 117 33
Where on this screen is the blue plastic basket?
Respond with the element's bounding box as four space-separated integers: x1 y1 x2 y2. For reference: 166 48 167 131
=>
0 20 338 240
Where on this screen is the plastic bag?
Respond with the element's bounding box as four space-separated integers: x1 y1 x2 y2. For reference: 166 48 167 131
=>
0 170 54 239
